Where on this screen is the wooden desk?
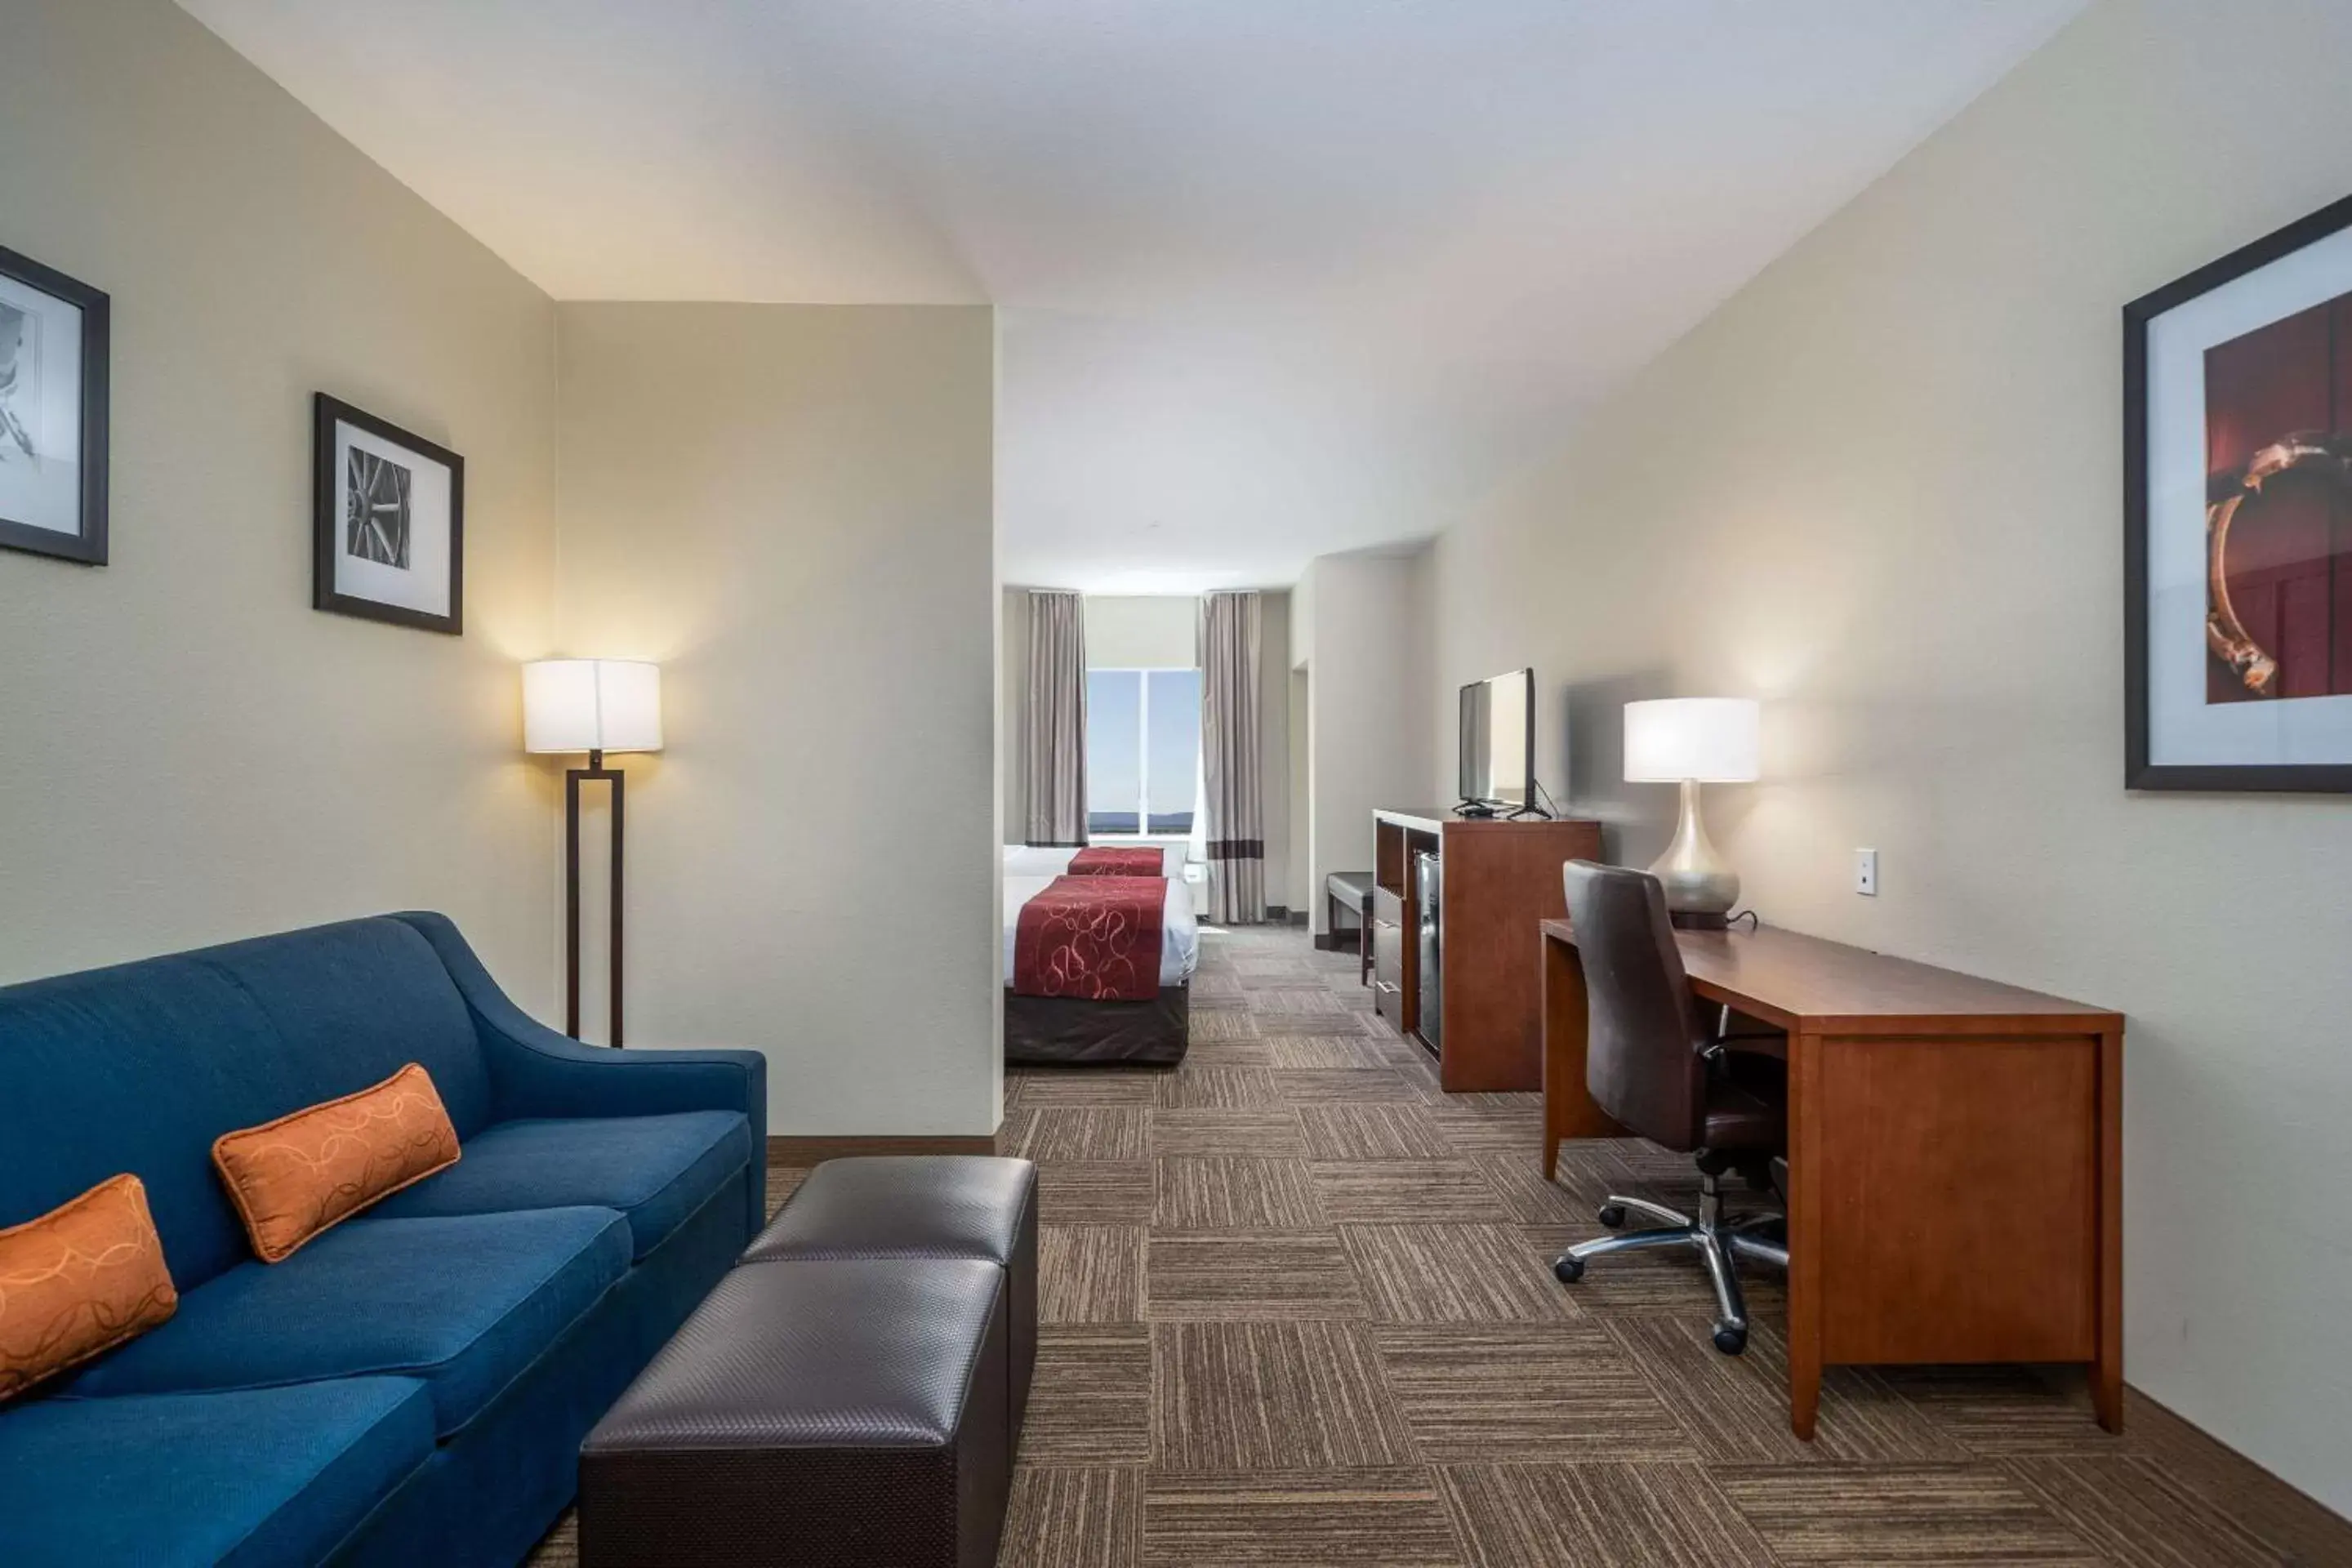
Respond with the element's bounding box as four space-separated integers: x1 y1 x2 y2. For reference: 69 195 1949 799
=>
1539 918 2123 1441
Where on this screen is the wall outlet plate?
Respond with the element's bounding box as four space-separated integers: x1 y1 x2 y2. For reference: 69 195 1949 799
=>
1854 848 1878 897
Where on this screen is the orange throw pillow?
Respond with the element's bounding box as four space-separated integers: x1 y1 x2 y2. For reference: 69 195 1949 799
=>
213 1062 461 1263
0 1174 178 1404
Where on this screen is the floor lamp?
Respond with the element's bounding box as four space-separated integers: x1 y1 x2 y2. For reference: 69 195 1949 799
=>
524 659 662 1046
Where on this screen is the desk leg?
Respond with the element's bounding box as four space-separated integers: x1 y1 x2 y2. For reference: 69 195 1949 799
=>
1788 1030 1824 1441
2094 1024 2124 1432
1539 934 1589 1183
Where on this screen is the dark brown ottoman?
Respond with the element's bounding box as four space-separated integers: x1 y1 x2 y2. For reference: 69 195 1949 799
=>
743 1156 1038 1437
580 1257 1011 1568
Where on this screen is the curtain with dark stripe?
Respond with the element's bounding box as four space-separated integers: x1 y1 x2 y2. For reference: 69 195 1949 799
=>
1200 590 1265 924
1025 590 1088 847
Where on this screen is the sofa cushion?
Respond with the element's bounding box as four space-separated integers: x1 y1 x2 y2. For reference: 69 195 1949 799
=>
371 1110 751 1262
65 1208 629 1437
0 1379 434 1568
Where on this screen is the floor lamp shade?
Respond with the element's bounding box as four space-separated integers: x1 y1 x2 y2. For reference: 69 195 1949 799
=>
523 659 662 755
1621 697 1759 927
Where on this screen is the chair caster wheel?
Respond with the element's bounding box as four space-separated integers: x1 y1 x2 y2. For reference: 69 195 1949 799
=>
1553 1256 1585 1284
1597 1204 1627 1228
1713 1325 1747 1356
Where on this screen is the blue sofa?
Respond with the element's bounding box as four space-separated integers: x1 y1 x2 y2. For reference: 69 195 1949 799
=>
0 913 766 1568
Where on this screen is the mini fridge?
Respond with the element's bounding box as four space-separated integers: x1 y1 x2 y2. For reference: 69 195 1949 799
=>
1414 849 1441 1058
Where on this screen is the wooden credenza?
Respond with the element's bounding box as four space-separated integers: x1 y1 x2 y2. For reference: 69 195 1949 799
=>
1371 808 1602 1091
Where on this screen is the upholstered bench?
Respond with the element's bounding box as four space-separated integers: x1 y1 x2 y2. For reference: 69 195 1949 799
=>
741 1156 1038 1437
580 1256 1013 1568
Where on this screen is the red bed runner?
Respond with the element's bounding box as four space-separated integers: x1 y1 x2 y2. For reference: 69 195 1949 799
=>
1013 875 1165 1000
1069 846 1165 878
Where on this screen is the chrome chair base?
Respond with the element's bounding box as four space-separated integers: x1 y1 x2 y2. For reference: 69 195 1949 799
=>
1551 1171 1786 1354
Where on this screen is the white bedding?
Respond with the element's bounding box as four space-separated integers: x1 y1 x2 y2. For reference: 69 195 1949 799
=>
1002 871 1200 987
1002 844 1183 878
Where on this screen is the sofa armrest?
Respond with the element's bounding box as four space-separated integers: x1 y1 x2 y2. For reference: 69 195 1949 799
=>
390 912 768 1155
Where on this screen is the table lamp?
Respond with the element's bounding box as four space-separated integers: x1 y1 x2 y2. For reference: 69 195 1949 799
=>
523 658 662 1045
1622 697 1758 929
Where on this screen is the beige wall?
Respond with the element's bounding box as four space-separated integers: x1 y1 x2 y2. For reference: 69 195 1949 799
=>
556 303 1000 1135
1084 595 1195 669
1302 551 1432 933
1426 0 2352 1510
0 0 560 1000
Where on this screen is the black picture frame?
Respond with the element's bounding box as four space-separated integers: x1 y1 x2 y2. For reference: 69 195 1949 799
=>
2124 191 2352 793
312 393 465 635
0 244 109 566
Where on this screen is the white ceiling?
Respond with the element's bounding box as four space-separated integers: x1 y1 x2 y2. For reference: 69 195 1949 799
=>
180 0 2083 591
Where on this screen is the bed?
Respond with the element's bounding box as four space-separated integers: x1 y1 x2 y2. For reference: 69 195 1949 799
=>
1003 843 1185 878
1002 869 1198 1066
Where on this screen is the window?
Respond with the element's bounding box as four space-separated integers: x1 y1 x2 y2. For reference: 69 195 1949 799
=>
1086 667 1200 836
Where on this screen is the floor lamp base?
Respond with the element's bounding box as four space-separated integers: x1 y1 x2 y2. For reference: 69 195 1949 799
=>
565 747 625 1048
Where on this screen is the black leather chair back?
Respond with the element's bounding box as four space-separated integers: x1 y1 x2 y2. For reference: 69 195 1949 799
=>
1563 860 1706 1152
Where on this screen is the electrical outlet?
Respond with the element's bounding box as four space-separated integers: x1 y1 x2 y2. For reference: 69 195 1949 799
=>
1853 849 1878 897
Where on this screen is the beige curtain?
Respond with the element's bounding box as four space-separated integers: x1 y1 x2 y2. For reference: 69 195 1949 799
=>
1024 590 1088 847
1200 590 1265 924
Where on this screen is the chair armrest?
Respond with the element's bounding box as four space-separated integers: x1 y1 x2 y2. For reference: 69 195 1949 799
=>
390 912 767 1148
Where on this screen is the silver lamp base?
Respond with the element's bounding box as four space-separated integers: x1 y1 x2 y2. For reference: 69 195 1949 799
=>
1649 777 1738 928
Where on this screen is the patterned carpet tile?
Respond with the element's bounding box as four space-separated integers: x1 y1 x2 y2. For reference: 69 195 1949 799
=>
1016 1068 1170 1107
1157 1066 1285 1109
1040 1224 1146 1324
1374 1323 1689 1462
1270 1067 1423 1103
1187 1009 1263 1043
1037 1160 1156 1224
1140 1472 1463 1568
1437 1462 1775 1568
1263 1035 1395 1068
1297 1104 1454 1159
1152 1321 1419 1471
1339 1223 1580 1324
1606 1316 1964 1467
1153 1157 1327 1231
1712 1463 2105 1564
1011 1107 1152 1161
1307 1160 1505 1224
1003 1466 1143 1568
1022 1326 1153 1464
1148 1232 1365 1320
1176 1036 1279 1067
2000 1455 2290 1568
1880 1364 2136 1459
1148 1107 1307 1156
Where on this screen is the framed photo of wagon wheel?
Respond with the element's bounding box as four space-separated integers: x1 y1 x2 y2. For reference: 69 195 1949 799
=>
312 393 464 635
2127 193 2352 791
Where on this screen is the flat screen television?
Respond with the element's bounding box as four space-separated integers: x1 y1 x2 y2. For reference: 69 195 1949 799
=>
1458 668 1535 814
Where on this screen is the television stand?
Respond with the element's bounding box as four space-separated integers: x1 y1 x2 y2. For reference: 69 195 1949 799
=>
1370 807 1603 1091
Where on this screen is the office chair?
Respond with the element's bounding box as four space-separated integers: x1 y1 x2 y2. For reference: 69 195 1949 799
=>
1553 860 1788 1354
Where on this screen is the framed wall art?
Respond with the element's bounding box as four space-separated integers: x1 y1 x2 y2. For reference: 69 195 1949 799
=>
2127 193 2352 791
0 243 109 566
313 393 464 635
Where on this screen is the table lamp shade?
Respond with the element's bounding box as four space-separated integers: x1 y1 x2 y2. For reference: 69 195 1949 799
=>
1623 697 1758 783
523 660 662 755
